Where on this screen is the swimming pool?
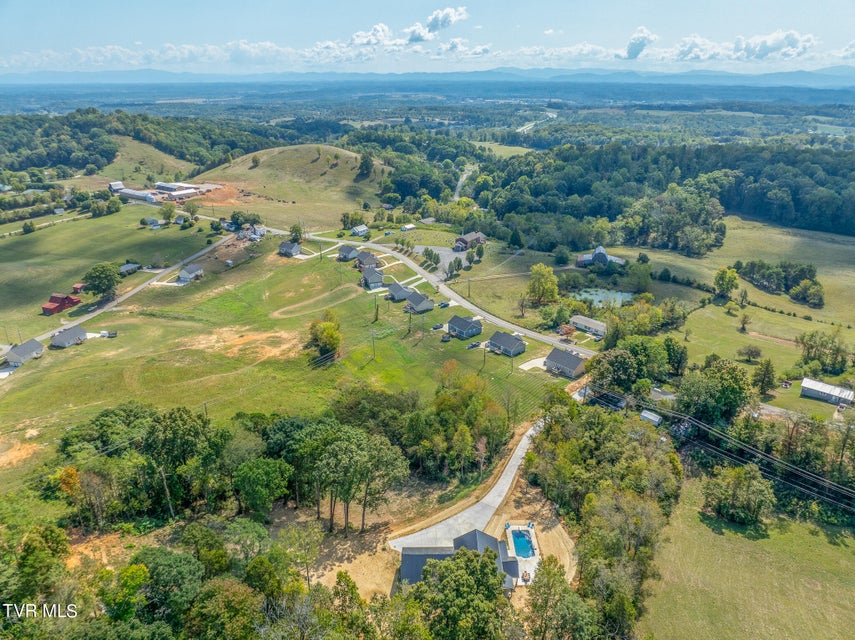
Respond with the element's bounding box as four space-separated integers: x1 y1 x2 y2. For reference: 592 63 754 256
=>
511 529 535 558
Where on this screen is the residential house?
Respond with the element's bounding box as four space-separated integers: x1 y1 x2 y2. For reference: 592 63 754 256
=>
142 217 159 227
405 292 435 314
576 245 626 268
351 224 369 237
486 331 526 357
50 326 87 349
800 378 854 405
361 267 385 290
338 246 359 262
570 315 607 337
356 251 380 271
278 241 302 258
6 339 44 367
178 264 204 283
453 231 487 252
400 529 518 591
173 214 189 225
119 263 141 277
386 283 413 302
544 348 586 378
42 293 81 315
447 315 482 339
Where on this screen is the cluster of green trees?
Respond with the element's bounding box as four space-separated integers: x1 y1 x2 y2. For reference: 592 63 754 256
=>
794 328 852 375
587 335 689 396
736 259 825 307
527 400 683 637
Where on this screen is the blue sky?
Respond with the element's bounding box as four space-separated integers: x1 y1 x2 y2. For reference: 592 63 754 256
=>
1 0 853 74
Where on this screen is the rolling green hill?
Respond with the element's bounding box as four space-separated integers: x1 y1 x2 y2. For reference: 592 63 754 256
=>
195 144 388 229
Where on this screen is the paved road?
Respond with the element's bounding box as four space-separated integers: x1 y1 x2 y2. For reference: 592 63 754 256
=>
453 167 473 201
34 234 235 342
389 420 542 550
305 233 597 357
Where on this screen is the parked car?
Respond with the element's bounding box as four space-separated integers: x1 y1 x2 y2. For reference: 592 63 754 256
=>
441 334 452 342
467 341 481 349
438 301 449 308
432 323 443 330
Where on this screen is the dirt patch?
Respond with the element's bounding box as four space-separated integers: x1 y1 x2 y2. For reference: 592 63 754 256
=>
0 440 40 468
177 326 302 361
747 331 797 347
196 184 244 208
565 374 590 396
25 429 40 439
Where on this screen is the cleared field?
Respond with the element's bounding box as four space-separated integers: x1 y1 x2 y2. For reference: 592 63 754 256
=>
638 479 855 640
0 239 554 487
0 208 211 340
194 145 387 230
476 141 533 158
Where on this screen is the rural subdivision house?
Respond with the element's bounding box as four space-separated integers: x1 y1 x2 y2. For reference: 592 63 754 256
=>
50 325 87 349
350 224 369 237
800 378 854 405
278 241 302 258
570 314 607 337
178 264 204 283
356 251 380 271
448 315 482 339
361 267 385 290
400 529 517 592
338 245 359 261
405 291 435 314
576 245 626 268
5 339 44 367
453 231 487 252
544 348 587 378
486 331 526 357
119 263 141 277
173 214 189 225
42 293 82 315
386 282 413 302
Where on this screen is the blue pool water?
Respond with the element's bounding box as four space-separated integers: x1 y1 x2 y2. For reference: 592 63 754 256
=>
512 529 535 558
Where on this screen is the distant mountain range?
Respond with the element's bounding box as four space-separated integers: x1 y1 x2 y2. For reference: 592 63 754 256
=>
2 66 855 88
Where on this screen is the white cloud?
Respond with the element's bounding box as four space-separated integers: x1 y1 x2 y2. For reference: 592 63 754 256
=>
405 6 468 43
621 26 657 60
841 41 855 59
733 30 815 60
544 29 555 36
435 37 490 58
668 34 730 61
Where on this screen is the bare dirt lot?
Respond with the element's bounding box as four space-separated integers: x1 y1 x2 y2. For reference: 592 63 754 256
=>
0 439 40 468
177 326 302 361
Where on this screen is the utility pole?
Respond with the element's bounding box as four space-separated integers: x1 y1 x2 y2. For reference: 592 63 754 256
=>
3 327 9 344
17 328 22 343
371 329 376 359
468 278 471 297
159 467 176 519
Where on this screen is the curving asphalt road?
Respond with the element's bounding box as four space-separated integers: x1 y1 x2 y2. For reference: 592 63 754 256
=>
389 419 542 550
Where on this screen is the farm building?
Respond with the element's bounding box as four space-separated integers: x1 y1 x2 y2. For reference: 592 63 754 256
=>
119 263 141 277
405 292 435 314
570 315 607 337
178 264 204 283
119 188 156 203
576 246 626 268
356 251 380 270
486 331 526 357
278 241 302 258
387 282 413 302
351 224 369 237
800 378 854 405
400 529 517 591
155 182 198 193
448 315 482 339
361 268 385 290
544 348 586 378
165 189 198 201
453 231 487 252
400 223 416 231
640 410 664 426
108 181 125 192
6 339 44 367
42 293 81 315
72 283 86 293
53 208 65 215
50 326 87 349
338 246 359 261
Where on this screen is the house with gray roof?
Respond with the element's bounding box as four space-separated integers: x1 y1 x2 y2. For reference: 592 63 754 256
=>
387 282 413 302
800 378 854 405
338 245 359 261
405 292 435 314
576 245 626 268
361 267 385 290
178 264 204 283
486 331 526 357
570 315 607 337
351 224 369 236
447 315 482 339
119 263 141 277
278 241 302 258
356 251 380 270
453 231 487 252
50 326 87 349
544 348 586 378
6 339 44 367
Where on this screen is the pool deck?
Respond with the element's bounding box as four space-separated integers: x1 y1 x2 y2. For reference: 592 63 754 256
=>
507 523 541 585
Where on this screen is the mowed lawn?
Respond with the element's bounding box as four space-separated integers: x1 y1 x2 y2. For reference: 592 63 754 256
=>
195 144 387 230
0 239 555 485
638 480 855 640
0 208 211 340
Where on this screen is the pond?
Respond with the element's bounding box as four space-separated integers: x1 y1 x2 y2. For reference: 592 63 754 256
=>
570 288 634 307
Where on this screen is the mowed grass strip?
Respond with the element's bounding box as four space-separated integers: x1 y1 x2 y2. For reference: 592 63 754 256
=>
638 479 855 640
0 208 211 340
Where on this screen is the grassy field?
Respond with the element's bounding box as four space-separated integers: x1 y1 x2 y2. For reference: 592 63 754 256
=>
638 479 855 640
57 135 197 192
194 145 387 230
0 208 211 340
0 237 555 489
475 141 533 158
